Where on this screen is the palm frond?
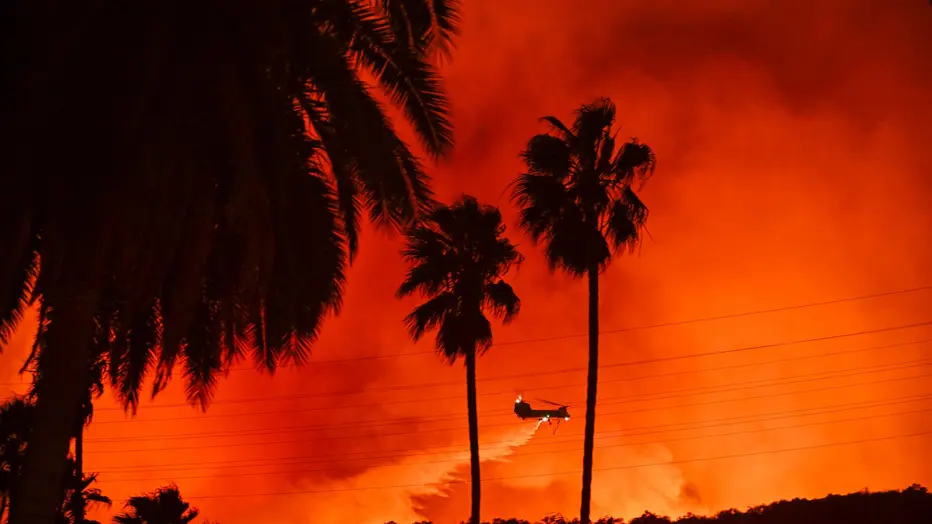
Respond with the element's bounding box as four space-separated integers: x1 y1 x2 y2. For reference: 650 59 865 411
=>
0 246 38 346
512 173 571 244
402 291 457 341
484 280 520 323
113 302 159 413
19 301 47 376
377 0 462 60
573 97 616 147
436 310 493 361
181 296 223 411
398 224 456 297
540 116 575 143
317 0 454 158
398 258 454 298
306 107 364 262
301 34 434 231
156 178 218 395
612 138 656 185
542 211 608 277
521 134 573 177
606 186 649 254
279 169 346 366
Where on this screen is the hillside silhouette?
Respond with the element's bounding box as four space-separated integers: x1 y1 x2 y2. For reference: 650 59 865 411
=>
385 484 931 524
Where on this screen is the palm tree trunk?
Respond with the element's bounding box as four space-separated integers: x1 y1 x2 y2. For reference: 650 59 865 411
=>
579 264 599 524
466 347 481 524
10 295 97 524
73 423 85 524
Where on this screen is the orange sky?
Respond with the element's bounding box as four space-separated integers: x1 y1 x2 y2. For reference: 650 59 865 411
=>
3 1 932 523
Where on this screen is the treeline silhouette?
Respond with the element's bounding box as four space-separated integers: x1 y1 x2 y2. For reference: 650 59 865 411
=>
386 484 932 524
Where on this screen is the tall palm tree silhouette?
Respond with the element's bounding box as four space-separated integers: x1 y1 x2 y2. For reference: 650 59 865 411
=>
3 2 460 521
24 331 108 524
512 98 656 523
113 484 198 524
397 196 522 524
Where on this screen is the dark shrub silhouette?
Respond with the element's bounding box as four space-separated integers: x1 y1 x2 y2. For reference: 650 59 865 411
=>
113 484 199 524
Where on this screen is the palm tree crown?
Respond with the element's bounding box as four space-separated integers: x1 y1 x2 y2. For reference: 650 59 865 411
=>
3 2 459 522
2 0 460 412
397 196 523 359
512 97 656 276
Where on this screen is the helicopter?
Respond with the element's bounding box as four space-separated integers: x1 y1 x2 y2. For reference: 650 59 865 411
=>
514 395 571 434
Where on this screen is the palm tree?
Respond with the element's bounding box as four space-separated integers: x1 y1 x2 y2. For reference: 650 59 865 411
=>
2 2 460 522
511 98 656 523
24 335 108 524
112 484 198 524
397 195 522 524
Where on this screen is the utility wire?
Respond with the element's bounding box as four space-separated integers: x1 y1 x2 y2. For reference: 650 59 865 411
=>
84 356 932 444
102 405 932 483
87 336 932 426
4 283 929 389
163 430 932 499
83 368 932 454
93 393 932 475
87 320 932 421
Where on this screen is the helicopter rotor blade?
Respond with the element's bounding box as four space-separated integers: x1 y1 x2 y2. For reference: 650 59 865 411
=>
534 398 568 408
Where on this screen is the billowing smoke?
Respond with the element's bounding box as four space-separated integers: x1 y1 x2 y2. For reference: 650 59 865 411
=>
2 1 931 523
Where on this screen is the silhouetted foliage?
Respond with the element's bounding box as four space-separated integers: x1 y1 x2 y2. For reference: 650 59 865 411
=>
386 485 932 524
4 1 460 521
56 466 111 524
112 484 199 524
511 97 656 523
0 396 111 524
0 397 34 521
398 195 523 524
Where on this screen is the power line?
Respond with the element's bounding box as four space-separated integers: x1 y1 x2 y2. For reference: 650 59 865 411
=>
84 361 932 449
4 283 929 389
84 356 932 444
87 320 932 419
86 336 932 426
166 430 932 499
101 405 932 483
211 283 932 367
93 392 932 471
87 354 932 441
84 366 932 453
93 393 932 475
83 368 932 454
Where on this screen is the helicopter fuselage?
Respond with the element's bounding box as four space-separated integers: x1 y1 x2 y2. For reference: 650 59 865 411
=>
514 400 570 421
